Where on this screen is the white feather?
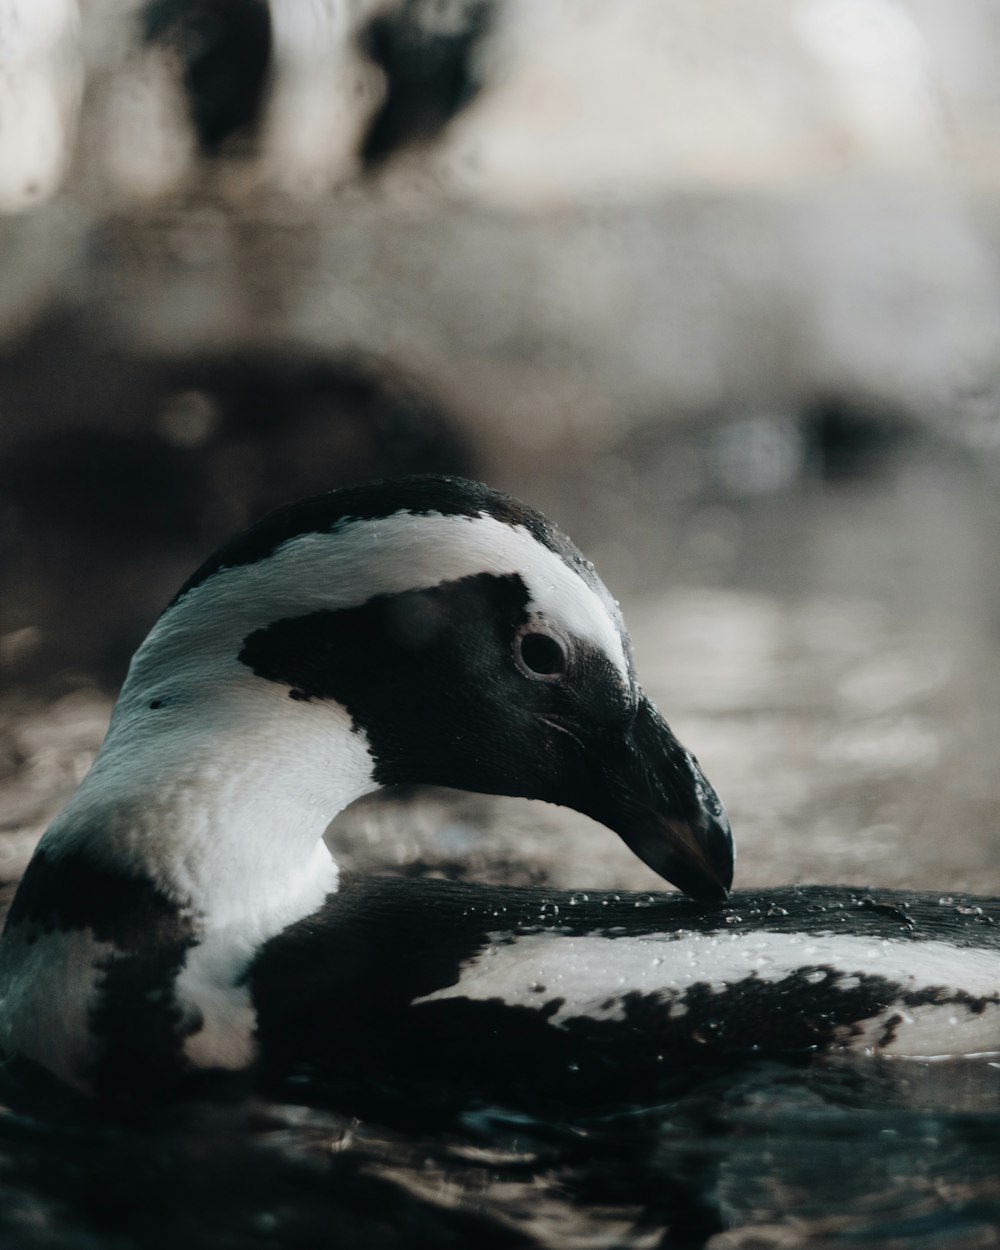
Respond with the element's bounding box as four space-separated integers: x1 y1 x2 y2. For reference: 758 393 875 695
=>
415 929 1000 1058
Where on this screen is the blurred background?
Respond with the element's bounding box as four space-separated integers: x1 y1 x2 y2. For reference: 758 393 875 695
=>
2 0 1000 898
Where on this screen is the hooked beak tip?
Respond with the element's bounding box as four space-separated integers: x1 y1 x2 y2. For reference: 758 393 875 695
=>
662 809 735 902
617 797 733 902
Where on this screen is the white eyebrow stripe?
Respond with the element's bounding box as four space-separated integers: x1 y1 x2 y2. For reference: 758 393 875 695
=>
125 511 629 696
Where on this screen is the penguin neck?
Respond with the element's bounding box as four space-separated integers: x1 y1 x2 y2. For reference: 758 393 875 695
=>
0 678 382 1090
31 679 379 944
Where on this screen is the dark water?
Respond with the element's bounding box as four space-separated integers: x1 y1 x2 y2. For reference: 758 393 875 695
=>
0 1055 998 1250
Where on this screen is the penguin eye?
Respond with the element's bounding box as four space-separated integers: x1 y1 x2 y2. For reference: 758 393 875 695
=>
514 628 568 680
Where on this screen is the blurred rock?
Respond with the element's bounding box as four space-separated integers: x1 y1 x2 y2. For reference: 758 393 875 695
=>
0 2 999 462
0 328 471 687
0 0 83 214
143 0 272 154
359 0 496 167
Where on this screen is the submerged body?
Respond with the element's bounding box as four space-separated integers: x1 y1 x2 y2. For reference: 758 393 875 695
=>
0 475 994 1098
6 866 998 1102
254 878 1000 1102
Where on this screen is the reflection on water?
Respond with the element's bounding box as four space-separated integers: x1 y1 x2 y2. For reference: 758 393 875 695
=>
0 1056 998 1249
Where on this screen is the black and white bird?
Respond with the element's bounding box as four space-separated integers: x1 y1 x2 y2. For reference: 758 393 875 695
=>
1 476 997 1101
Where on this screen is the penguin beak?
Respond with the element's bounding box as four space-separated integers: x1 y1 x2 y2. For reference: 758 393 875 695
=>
582 694 734 902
